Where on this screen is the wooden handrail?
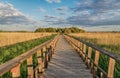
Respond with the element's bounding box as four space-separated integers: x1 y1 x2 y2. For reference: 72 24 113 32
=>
0 35 59 78
64 35 120 78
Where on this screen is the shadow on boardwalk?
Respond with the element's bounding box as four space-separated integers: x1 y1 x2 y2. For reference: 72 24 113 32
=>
43 36 93 78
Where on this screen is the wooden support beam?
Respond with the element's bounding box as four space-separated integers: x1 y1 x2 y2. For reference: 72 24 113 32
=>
27 56 34 78
37 50 42 72
11 64 20 78
87 47 92 68
100 72 103 78
44 48 48 68
107 57 115 78
35 69 38 78
94 50 100 78
83 44 86 61
80 42 84 59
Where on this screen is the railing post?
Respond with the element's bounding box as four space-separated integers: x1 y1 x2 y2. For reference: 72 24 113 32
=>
27 56 34 78
77 41 80 52
35 69 38 78
93 50 100 78
11 64 21 78
44 47 48 68
37 50 42 72
83 44 86 61
52 40 56 54
49 46 53 59
100 72 103 78
107 57 115 78
87 47 92 68
80 42 84 59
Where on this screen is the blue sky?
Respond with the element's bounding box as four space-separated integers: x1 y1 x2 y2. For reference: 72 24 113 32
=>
0 0 120 31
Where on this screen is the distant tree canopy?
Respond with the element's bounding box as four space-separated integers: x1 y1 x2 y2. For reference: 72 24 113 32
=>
35 27 85 33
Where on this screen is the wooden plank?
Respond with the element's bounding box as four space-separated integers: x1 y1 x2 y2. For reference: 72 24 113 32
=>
43 36 93 78
107 57 115 78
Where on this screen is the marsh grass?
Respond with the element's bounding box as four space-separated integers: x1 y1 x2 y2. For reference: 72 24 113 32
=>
0 32 52 47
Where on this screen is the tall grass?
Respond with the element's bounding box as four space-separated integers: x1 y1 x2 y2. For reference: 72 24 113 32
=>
70 33 120 54
0 32 52 47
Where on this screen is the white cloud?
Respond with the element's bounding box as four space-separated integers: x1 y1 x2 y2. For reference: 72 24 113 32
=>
0 2 34 25
67 0 120 26
45 0 61 3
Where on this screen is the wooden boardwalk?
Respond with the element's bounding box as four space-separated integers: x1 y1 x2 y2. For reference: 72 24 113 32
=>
43 36 93 78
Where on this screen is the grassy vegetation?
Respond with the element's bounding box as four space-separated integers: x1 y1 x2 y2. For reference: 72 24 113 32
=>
70 33 120 78
0 32 52 47
0 34 56 78
0 34 56 64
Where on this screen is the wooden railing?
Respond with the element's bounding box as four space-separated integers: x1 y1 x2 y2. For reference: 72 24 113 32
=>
64 35 120 78
0 35 59 78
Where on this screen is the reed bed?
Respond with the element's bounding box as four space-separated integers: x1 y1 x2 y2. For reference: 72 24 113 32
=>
0 32 52 47
70 33 120 46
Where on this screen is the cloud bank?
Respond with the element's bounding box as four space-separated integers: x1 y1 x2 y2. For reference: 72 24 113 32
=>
43 0 120 27
0 2 34 25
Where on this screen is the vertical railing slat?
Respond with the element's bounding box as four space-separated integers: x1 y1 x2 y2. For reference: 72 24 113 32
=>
27 56 34 78
11 64 21 78
87 47 92 68
93 50 100 77
37 50 42 72
107 57 115 78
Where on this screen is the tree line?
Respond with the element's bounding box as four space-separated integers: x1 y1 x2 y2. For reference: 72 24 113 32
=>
35 27 85 33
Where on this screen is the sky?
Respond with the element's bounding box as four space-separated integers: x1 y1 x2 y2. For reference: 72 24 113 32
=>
0 0 120 31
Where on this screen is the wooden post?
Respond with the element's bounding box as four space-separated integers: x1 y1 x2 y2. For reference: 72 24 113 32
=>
77 42 80 53
87 47 92 68
91 62 94 73
11 64 21 78
94 50 100 78
44 48 48 68
35 69 38 78
100 72 103 78
83 44 86 61
107 57 115 78
41 47 46 72
37 50 42 72
78 42 82 56
27 56 34 78
80 42 84 59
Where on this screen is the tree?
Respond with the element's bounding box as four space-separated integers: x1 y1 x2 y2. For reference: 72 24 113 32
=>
64 28 71 34
35 28 46 32
35 27 85 33
45 27 56 32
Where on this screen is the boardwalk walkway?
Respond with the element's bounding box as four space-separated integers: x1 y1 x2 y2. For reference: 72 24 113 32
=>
43 36 93 78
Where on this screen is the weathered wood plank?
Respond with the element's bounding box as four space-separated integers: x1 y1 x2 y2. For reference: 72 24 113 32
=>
43 36 92 78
